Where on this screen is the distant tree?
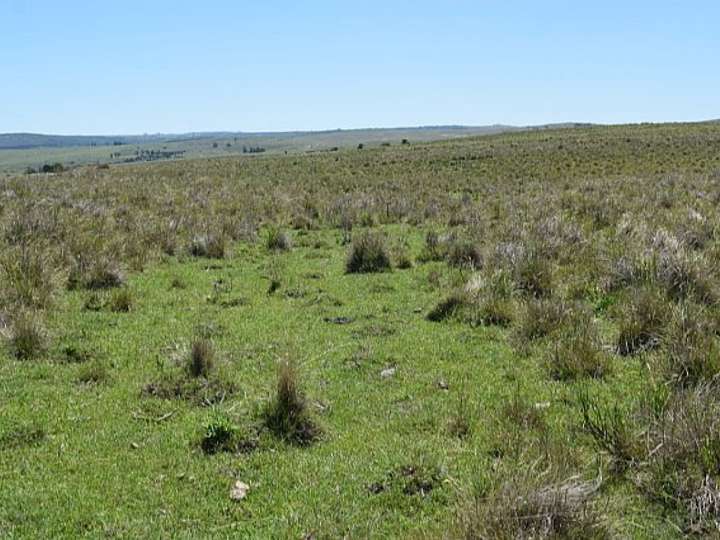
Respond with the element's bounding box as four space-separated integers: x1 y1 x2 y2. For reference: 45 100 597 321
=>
25 166 37 174
212 142 219 148
41 163 64 173
357 143 364 150
401 139 409 145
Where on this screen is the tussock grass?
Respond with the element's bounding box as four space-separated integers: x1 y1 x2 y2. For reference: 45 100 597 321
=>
263 359 321 446
345 232 392 274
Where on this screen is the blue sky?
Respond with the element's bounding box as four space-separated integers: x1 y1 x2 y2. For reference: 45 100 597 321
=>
1 1 718 134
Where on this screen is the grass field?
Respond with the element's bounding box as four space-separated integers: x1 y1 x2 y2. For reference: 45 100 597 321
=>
3 121 720 538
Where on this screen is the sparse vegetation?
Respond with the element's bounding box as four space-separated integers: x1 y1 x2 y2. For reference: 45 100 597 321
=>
4 122 720 536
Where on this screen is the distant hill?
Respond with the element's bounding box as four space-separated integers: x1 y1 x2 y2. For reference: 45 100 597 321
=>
0 125 568 151
0 123 596 172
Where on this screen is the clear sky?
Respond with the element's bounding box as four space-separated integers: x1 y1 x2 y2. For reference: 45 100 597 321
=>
2 1 718 134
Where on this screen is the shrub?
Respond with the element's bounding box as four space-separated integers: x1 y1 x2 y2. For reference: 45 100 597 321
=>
199 412 256 454
641 383 720 532
447 241 483 269
263 359 320 445
108 288 133 312
514 251 553 298
7 311 48 360
0 245 57 309
345 232 391 274
265 227 292 251
418 231 448 262
189 234 226 259
514 298 571 345
187 339 215 378
664 303 720 387
68 256 125 290
577 390 638 469
448 390 473 439
427 291 467 322
457 465 605 539
614 287 667 356
546 317 610 381
77 361 110 385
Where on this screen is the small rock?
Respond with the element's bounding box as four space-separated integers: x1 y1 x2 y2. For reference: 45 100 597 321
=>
381 367 396 379
130 442 140 450
230 480 250 501
436 379 449 391
534 402 551 410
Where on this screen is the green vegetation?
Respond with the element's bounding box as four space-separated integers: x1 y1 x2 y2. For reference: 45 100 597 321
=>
2 121 720 537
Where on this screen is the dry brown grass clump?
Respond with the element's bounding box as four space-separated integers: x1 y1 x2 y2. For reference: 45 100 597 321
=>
457 464 606 539
262 359 321 445
345 232 392 274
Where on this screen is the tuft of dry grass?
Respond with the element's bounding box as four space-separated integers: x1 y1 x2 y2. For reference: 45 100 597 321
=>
263 359 321 446
345 232 392 274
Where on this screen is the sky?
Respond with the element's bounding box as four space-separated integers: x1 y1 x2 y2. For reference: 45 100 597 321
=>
1 1 718 134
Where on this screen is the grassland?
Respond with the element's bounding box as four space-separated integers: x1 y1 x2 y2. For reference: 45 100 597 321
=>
2 121 720 538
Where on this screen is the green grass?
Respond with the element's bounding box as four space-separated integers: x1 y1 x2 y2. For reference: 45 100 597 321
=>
4 121 720 537
0 227 667 537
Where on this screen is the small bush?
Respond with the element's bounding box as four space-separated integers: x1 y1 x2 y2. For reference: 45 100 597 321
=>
457 465 606 539
108 288 133 312
546 317 610 381
77 360 110 385
641 383 720 532
614 287 667 355
514 251 553 298
187 339 215 378
69 257 125 291
447 241 483 269
189 234 226 259
0 424 46 450
265 227 292 251
664 303 720 387
263 359 320 445
199 412 256 454
7 311 48 360
514 298 571 345
345 232 392 274
427 291 467 322
577 390 638 469
448 390 473 439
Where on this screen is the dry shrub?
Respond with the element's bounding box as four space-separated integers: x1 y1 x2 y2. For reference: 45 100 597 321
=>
457 464 606 539
0 245 58 309
546 315 610 381
641 383 720 533
664 302 720 387
614 287 667 356
265 227 292 251
6 310 48 360
263 359 321 445
345 232 391 274
189 234 226 259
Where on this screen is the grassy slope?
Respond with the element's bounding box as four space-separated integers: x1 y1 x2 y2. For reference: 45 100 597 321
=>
1 229 660 538
0 125 523 173
3 121 720 537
